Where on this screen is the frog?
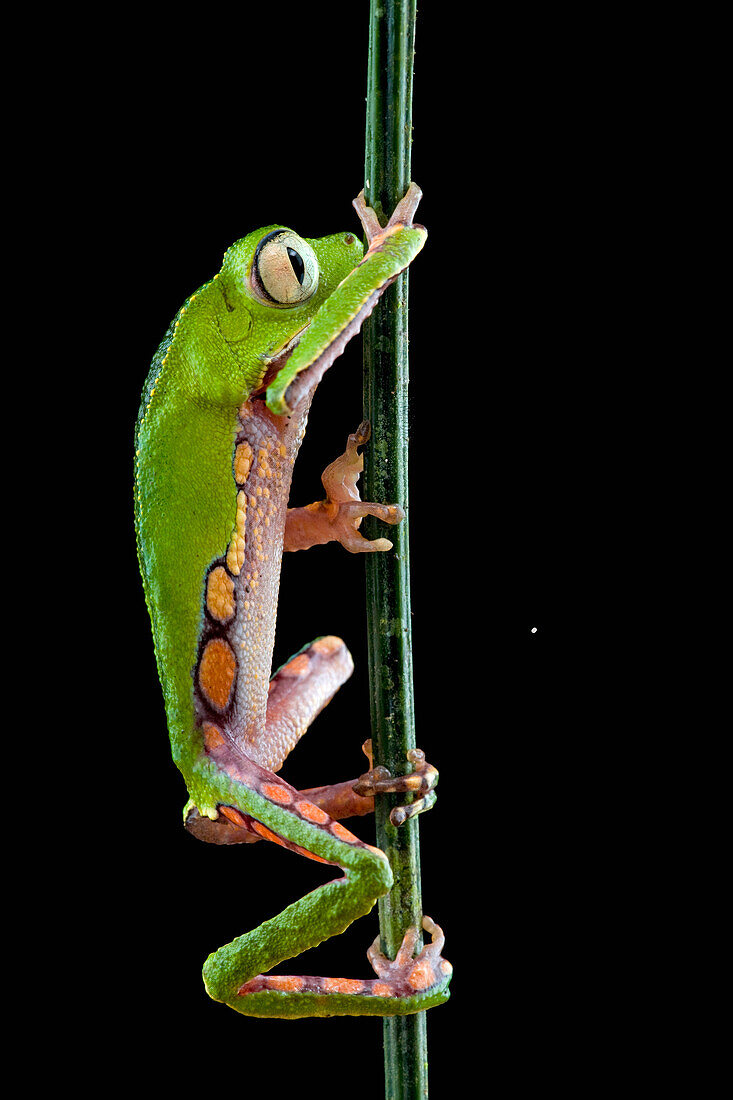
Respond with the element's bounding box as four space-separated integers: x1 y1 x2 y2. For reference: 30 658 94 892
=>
134 184 451 1019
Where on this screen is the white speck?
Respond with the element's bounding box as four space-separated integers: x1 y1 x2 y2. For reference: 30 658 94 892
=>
530 627 537 633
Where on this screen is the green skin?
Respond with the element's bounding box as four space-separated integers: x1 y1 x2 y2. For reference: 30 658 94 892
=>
135 186 451 1018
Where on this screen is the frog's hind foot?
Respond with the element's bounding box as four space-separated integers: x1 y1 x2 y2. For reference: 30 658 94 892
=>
353 740 438 826
366 916 452 1001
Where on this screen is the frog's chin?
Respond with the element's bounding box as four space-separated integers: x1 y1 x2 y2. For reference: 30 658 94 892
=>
256 325 311 395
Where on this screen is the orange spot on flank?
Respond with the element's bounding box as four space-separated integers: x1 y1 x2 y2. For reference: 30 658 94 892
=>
234 441 254 484
206 566 235 623
198 638 237 711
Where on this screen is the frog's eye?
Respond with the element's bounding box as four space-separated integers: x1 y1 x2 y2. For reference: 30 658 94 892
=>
252 230 319 306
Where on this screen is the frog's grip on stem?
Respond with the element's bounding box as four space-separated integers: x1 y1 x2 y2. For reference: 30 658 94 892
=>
354 741 439 827
352 182 425 241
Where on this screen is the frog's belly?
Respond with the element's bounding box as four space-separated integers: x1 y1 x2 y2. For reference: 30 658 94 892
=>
192 395 309 753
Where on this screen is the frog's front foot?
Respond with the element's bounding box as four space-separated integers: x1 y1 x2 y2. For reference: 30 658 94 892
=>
284 421 404 553
319 497 404 553
367 916 452 998
353 739 438 826
353 182 424 249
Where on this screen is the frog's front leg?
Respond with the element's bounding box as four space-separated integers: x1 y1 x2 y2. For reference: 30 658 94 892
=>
284 421 404 553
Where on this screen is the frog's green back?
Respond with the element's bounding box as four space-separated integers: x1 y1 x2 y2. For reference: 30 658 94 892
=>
134 285 242 779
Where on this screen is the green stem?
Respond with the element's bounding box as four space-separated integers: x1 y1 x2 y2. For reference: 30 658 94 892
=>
363 2 428 1097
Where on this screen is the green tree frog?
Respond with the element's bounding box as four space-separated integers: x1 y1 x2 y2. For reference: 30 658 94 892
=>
134 185 451 1019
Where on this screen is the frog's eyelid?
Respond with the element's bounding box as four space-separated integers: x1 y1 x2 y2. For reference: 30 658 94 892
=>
251 229 288 302
254 228 289 266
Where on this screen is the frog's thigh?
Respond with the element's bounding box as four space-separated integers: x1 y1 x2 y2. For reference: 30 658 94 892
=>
246 636 354 771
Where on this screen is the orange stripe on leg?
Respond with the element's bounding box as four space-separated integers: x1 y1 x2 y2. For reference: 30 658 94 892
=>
291 844 334 866
251 818 333 865
261 782 292 804
330 821 359 843
322 977 365 995
251 821 282 844
296 800 330 824
311 635 344 656
279 653 310 677
264 975 305 992
219 804 248 827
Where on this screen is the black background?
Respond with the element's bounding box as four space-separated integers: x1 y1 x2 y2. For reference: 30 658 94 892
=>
39 4 623 1094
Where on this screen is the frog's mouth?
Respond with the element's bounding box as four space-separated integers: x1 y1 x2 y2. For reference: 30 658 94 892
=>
257 324 311 395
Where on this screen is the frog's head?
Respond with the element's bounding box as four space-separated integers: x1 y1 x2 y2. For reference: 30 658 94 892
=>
213 226 363 400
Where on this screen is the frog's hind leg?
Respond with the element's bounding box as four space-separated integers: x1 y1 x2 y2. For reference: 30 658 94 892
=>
186 635 373 846
231 914 452 1019
262 638 438 826
241 634 355 774
197 746 452 1018
189 637 440 847
192 630 451 1018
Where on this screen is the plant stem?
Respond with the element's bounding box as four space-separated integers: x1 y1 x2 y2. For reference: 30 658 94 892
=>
362 2 428 1097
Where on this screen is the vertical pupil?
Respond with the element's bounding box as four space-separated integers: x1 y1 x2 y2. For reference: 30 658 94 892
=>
287 247 305 285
